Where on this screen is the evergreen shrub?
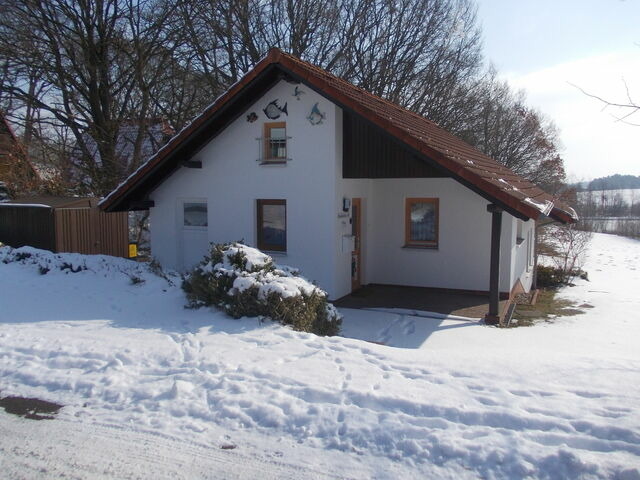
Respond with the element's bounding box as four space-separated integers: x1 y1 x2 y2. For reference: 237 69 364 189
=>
182 242 342 336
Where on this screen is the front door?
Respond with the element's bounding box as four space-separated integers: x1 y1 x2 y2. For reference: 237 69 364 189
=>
351 198 362 291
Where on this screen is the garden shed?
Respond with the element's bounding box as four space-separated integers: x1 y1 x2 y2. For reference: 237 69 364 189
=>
0 196 128 257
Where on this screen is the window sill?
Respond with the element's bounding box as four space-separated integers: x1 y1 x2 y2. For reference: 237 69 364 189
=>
259 159 290 166
263 250 287 257
183 226 208 231
402 244 438 250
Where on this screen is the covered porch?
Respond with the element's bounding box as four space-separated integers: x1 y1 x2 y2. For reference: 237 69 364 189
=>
334 284 511 321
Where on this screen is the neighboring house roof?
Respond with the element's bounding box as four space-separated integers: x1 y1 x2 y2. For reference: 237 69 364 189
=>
70 119 173 181
5 196 97 209
0 111 39 185
100 49 576 223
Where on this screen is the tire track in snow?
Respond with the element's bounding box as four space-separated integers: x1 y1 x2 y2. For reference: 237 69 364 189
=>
0 413 349 480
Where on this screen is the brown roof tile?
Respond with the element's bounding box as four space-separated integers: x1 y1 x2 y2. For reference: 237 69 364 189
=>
100 49 575 223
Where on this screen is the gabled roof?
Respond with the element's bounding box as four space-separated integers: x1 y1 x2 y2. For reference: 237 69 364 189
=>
100 49 576 223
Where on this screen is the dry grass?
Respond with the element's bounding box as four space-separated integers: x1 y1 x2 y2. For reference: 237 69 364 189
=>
511 289 592 327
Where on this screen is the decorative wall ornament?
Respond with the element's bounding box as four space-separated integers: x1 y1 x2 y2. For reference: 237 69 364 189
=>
292 86 305 101
307 103 325 125
263 99 288 119
246 112 258 123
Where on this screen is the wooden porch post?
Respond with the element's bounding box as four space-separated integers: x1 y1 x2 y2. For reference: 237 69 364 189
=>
485 204 502 325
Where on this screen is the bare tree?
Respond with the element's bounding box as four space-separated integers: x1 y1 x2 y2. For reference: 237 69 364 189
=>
552 225 592 284
459 69 567 192
175 0 483 124
572 80 640 126
0 0 568 199
0 0 180 195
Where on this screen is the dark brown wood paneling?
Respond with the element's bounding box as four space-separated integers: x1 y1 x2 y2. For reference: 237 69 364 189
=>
0 206 56 250
342 112 449 179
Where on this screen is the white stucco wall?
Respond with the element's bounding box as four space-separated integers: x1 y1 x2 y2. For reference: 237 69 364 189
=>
148 80 531 300
510 218 535 292
149 80 340 295
334 176 517 298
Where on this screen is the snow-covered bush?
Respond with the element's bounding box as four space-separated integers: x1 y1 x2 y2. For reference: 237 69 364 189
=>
182 242 342 336
0 245 150 280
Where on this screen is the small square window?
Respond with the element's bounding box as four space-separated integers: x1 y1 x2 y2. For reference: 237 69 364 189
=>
184 202 207 227
257 199 286 252
263 122 287 163
405 198 439 248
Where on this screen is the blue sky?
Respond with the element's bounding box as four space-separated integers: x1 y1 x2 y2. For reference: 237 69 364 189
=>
477 0 640 181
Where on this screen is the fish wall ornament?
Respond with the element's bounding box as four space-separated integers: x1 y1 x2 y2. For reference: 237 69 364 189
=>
292 86 305 101
307 102 326 125
246 112 258 123
263 99 288 119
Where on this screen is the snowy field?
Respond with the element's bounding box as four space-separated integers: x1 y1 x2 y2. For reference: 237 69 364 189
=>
1 233 639 479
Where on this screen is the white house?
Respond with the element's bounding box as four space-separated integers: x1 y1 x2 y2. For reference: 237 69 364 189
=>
101 49 576 323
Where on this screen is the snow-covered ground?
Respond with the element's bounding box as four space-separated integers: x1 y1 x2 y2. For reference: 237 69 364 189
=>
1 233 639 479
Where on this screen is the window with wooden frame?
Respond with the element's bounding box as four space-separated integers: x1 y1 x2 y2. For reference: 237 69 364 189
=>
257 199 286 252
405 198 439 248
262 122 287 164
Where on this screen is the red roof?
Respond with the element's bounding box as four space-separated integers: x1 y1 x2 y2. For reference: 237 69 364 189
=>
100 49 575 223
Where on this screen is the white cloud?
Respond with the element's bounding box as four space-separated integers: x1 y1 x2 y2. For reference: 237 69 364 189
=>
502 50 640 180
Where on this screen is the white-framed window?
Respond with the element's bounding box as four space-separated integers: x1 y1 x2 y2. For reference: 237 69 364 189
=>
183 202 208 228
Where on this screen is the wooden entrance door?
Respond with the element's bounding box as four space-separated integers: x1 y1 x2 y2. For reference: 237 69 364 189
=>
351 198 362 291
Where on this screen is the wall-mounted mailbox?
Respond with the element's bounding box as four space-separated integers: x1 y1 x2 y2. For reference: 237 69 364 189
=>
341 234 355 253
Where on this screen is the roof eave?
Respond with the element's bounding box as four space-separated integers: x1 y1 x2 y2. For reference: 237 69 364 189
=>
101 51 283 212
101 49 571 224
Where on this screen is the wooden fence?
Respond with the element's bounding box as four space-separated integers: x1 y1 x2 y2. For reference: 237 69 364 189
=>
0 205 55 251
0 204 128 257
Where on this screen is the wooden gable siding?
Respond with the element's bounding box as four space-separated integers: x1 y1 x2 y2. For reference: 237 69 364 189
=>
342 112 448 179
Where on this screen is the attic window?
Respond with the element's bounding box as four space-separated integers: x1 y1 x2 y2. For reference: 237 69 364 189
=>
260 122 290 165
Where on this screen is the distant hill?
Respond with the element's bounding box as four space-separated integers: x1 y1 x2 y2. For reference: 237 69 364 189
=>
572 174 640 191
